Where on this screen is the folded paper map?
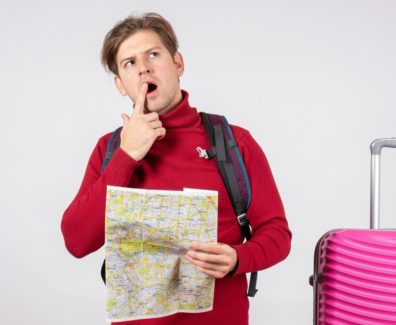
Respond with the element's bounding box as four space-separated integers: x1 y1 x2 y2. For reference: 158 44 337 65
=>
105 186 218 322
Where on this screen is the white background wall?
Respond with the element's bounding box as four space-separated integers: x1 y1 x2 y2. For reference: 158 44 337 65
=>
1 0 396 324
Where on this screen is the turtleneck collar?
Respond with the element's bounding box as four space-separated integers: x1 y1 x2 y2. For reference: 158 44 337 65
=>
159 90 201 129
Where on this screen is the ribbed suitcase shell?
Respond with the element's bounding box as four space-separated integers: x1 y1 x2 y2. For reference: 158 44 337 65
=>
311 138 396 325
314 229 396 324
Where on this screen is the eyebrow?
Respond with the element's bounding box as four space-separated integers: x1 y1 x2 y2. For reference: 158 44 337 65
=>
119 46 162 66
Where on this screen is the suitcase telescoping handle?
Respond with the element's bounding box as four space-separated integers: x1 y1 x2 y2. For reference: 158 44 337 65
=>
370 138 396 229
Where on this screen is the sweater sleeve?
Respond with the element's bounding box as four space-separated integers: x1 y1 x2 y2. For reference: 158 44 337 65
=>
230 130 292 275
61 135 140 258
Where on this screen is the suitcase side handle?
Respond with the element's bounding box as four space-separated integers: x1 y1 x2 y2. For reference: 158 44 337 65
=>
370 138 396 229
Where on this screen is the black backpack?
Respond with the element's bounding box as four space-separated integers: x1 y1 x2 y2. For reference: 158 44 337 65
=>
100 112 257 297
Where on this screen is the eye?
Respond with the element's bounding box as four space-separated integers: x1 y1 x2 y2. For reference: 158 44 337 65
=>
125 60 135 68
149 52 159 59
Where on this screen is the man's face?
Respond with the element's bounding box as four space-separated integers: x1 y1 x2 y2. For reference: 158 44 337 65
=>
114 30 184 115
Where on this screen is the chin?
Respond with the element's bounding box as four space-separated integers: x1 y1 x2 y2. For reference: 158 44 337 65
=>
147 102 172 115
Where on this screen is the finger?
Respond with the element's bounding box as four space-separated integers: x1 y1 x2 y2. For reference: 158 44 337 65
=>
121 113 130 126
187 255 228 272
133 83 148 116
186 250 227 265
195 265 225 279
156 128 166 140
189 242 227 255
143 112 160 122
148 120 162 129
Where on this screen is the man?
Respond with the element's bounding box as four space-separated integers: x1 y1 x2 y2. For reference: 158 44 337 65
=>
61 12 291 325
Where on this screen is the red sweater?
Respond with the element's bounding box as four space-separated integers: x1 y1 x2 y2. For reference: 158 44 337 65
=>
61 91 291 325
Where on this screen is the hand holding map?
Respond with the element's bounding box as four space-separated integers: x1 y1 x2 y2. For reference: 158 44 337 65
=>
105 186 218 322
186 241 238 279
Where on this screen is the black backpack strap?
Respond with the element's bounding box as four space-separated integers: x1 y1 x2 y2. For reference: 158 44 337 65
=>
101 259 106 284
200 112 257 297
100 127 123 284
101 126 122 173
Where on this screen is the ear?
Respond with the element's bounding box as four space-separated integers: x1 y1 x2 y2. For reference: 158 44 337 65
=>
173 52 184 77
114 75 127 96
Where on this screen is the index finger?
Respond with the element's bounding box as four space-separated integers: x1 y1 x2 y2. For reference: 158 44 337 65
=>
133 82 148 115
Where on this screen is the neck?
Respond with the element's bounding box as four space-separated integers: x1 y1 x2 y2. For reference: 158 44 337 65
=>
157 90 201 129
159 89 183 115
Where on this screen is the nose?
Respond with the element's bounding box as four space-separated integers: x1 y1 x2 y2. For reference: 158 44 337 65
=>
138 57 151 76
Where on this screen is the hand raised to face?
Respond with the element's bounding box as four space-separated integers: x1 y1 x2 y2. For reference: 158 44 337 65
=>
119 82 166 161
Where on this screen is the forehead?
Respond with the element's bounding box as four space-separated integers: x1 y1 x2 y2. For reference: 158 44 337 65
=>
117 30 166 61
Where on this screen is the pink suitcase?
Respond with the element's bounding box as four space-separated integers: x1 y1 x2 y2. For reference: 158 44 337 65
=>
310 138 396 325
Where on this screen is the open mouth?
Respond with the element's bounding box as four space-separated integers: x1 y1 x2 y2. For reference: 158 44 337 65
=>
147 83 158 94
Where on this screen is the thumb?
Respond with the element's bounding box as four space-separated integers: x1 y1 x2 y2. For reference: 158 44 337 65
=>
121 113 130 126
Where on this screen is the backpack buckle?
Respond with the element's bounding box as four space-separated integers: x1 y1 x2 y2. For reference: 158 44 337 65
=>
237 213 248 226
